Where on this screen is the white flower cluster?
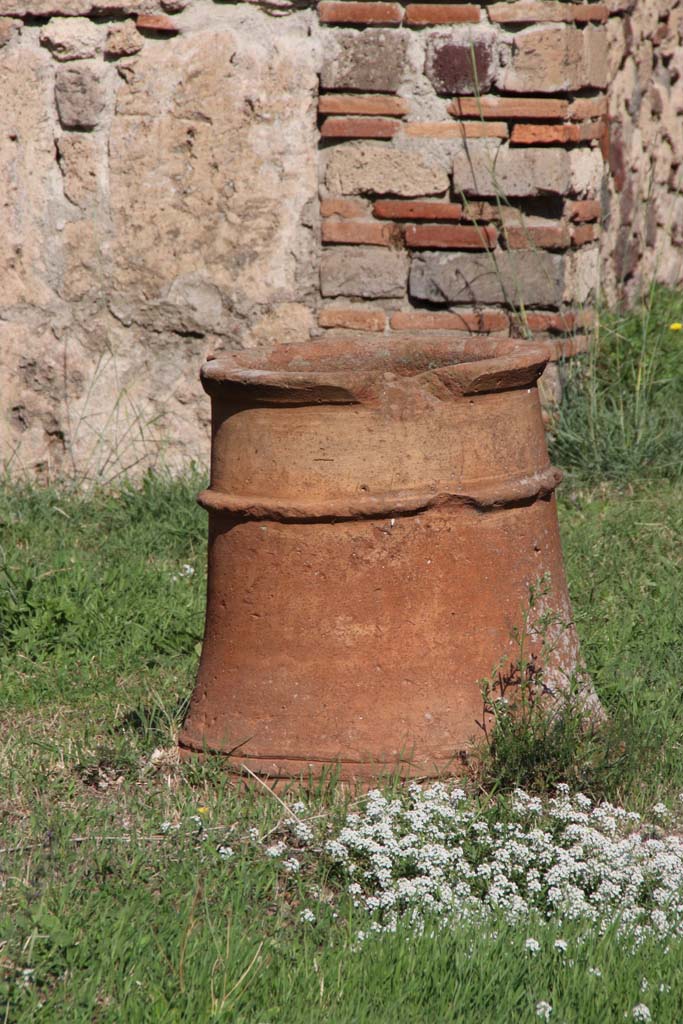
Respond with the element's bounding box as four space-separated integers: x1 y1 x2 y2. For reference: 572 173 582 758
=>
314 784 683 941
171 563 195 582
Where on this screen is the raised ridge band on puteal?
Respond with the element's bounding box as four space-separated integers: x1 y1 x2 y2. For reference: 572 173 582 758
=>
197 465 563 521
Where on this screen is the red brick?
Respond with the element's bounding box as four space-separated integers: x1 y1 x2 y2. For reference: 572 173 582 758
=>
136 13 178 33
318 94 409 117
449 96 568 120
390 309 509 332
319 307 387 332
404 3 480 25
320 197 368 219
321 117 399 140
570 3 608 23
460 201 503 222
568 95 608 120
405 224 498 249
572 223 599 246
511 120 606 145
567 199 601 222
505 223 571 249
322 219 402 247
404 121 508 139
318 1 403 25
517 311 582 334
511 123 581 145
374 200 463 221
580 120 608 142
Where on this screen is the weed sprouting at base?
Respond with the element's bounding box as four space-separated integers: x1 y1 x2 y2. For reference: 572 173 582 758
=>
474 575 606 795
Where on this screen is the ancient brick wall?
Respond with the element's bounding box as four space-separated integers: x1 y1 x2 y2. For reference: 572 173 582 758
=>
0 0 681 480
316 0 607 345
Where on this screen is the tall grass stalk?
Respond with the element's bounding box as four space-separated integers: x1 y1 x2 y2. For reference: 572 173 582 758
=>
551 285 683 485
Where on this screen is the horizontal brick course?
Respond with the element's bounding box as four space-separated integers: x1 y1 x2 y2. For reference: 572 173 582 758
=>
320 198 369 220
449 96 569 121
318 307 387 331
568 95 608 120
569 4 609 23
390 310 509 332
318 2 403 25
374 199 463 221
404 4 480 26
572 223 600 246
505 222 571 249
404 121 508 139
460 201 506 222
318 94 409 118
136 13 178 33
510 121 606 145
517 310 587 334
405 223 498 249
511 123 581 145
321 117 400 140
322 219 402 246
567 199 602 222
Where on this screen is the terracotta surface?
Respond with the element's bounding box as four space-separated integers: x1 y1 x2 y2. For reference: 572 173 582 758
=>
178 335 591 780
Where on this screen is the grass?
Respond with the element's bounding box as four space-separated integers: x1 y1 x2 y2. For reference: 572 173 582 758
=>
3 289 683 1020
551 284 683 484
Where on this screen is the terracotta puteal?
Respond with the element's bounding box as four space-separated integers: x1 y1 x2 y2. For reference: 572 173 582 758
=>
179 334 590 780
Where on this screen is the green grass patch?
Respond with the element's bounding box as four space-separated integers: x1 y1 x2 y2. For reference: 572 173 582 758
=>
551 284 683 485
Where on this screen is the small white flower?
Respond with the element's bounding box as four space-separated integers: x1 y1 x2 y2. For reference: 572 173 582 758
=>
265 841 287 858
291 801 307 815
247 827 260 842
554 939 568 953
536 1002 552 1020
640 978 648 993
631 1005 651 1022
588 967 602 978
159 821 172 834
299 908 316 924
525 937 541 954
217 845 234 859
282 857 300 873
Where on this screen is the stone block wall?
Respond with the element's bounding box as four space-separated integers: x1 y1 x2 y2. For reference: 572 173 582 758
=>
0 0 682 480
602 0 683 302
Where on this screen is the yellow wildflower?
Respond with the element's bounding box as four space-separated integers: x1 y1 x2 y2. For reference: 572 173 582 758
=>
197 806 209 815
670 323 682 331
